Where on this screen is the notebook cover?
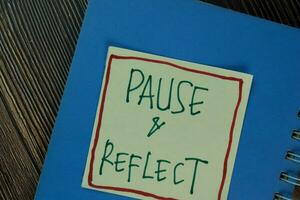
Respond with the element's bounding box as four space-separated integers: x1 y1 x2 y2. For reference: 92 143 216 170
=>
35 0 300 199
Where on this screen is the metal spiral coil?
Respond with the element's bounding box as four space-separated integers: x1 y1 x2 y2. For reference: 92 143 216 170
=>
279 172 300 186
274 192 292 200
292 130 300 141
286 151 300 164
274 110 300 200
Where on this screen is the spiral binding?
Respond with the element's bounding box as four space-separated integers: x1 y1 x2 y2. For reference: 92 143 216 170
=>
292 130 300 141
274 110 300 200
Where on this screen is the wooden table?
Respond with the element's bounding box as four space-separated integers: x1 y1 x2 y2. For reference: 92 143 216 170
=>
0 1 299 199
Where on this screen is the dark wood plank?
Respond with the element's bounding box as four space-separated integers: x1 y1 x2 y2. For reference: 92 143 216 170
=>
0 1 299 200
0 0 87 199
202 0 300 27
0 95 39 200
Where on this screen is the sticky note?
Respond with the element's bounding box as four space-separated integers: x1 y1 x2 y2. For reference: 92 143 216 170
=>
82 46 253 200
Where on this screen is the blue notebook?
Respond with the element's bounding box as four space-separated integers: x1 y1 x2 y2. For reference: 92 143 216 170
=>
35 0 300 199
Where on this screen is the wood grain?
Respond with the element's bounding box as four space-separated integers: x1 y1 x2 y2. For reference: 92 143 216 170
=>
0 1 299 200
0 0 87 199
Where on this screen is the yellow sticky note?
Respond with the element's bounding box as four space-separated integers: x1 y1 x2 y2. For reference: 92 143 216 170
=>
82 46 253 200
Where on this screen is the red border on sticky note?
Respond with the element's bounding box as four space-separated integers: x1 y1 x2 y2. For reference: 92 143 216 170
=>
87 54 244 200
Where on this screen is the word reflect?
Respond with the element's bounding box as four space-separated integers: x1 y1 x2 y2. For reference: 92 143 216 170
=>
99 139 209 195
